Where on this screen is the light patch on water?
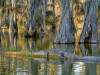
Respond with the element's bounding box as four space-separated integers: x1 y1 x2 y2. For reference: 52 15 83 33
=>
73 62 85 75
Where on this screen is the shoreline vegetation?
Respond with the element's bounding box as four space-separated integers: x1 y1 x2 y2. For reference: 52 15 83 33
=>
3 49 100 62
4 52 61 60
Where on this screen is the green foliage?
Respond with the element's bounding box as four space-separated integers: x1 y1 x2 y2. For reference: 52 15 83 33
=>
49 55 60 60
55 16 60 23
2 47 21 52
46 16 53 24
36 28 41 33
20 50 33 53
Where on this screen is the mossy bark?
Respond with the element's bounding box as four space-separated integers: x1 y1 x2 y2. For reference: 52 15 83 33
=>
9 12 17 32
79 0 99 43
25 0 38 37
12 0 16 8
42 0 47 29
26 0 36 32
54 0 76 44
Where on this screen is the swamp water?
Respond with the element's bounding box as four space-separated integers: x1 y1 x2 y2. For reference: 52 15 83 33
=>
0 0 100 75
0 32 100 75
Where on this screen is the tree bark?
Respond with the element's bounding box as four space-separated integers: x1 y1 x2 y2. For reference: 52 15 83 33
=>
26 0 36 32
54 0 76 44
12 0 16 8
79 0 99 43
53 0 55 28
42 0 47 29
34 0 41 15
9 12 17 32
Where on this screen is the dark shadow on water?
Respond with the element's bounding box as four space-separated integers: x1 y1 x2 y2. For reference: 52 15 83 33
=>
25 38 36 51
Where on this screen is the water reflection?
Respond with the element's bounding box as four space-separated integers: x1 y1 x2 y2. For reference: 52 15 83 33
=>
73 62 85 75
54 44 75 52
9 31 17 48
85 63 97 75
0 55 100 75
79 44 98 56
26 38 36 51
1 31 54 51
0 0 100 75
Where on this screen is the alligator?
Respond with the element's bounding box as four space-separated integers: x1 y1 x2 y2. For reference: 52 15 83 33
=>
34 49 100 61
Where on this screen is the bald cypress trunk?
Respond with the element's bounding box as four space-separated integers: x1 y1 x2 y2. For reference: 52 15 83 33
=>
54 0 76 44
26 0 36 32
53 0 55 28
42 0 47 29
34 0 41 15
79 0 99 43
12 0 16 8
9 12 17 32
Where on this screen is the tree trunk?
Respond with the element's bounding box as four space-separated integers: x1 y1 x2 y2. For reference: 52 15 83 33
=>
34 0 41 15
54 0 76 44
42 0 47 29
26 0 36 32
9 12 17 32
52 0 55 28
12 0 16 8
79 0 99 43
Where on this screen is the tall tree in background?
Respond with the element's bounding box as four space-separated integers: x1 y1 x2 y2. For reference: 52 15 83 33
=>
0 0 5 6
79 0 99 43
12 0 16 8
9 11 17 32
26 0 36 34
54 0 76 44
53 0 55 28
34 0 41 15
42 0 47 29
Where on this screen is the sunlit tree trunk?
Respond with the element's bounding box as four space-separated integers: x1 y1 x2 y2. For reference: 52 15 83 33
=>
26 0 36 32
79 0 99 43
54 0 76 44
9 12 15 31
12 0 16 8
9 12 17 32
